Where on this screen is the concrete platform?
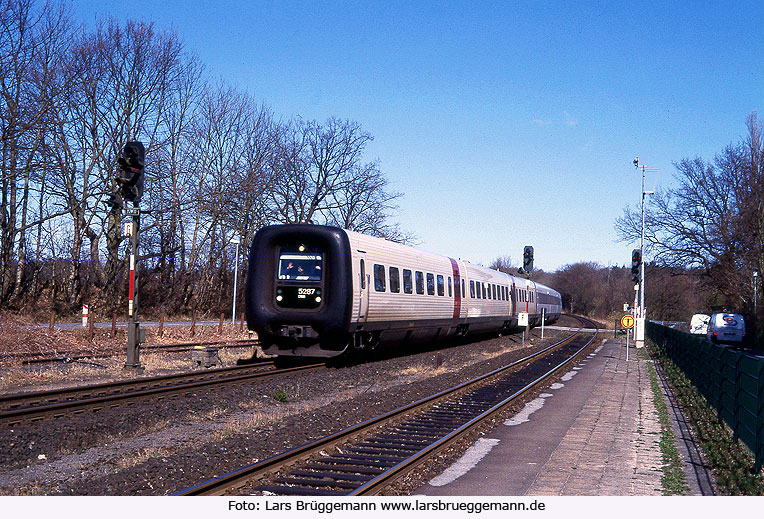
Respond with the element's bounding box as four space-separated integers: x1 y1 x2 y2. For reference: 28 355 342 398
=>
414 337 708 496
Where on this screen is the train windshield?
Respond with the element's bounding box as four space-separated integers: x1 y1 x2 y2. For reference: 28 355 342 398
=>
278 252 323 281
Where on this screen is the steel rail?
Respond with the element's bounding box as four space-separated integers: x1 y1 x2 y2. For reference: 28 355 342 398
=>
18 340 260 366
173 320 595 496
352 322 598 494
0 361 322 425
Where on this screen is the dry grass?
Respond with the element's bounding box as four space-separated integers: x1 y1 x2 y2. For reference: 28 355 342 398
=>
0 313 254 365
0 312 258 393
0 346 256 394
114 446 175 470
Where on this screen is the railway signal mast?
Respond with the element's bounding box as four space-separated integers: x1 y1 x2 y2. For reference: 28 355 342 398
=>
632 157 657 347
116 141 146 371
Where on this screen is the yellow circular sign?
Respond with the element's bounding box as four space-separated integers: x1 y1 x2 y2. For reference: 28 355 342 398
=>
621 315 635 329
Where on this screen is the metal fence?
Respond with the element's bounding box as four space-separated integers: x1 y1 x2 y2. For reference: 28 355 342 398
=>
647 321 764 471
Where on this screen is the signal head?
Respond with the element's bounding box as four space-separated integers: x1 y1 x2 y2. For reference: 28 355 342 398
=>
116 141 145 204
122 141 145 170
522 246 534 273
631 249 642 283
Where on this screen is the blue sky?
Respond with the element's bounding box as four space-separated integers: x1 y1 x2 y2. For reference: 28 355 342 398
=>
73 1 764 271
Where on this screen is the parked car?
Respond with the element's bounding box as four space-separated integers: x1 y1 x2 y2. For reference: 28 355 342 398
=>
707 313 746 344
689 314 710 335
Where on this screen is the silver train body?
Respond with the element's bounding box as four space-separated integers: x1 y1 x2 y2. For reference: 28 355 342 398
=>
246 224 562 358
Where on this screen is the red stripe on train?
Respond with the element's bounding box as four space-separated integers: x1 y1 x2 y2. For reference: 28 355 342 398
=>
449 258 461 319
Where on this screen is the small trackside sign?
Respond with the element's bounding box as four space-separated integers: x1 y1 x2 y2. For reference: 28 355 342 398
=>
621 315 635 329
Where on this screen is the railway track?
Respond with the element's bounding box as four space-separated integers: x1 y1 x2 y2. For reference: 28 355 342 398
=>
0 359 323 426
175 317 599 496
17 339 260 366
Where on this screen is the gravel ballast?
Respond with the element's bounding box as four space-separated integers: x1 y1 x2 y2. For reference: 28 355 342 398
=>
0 325 577 496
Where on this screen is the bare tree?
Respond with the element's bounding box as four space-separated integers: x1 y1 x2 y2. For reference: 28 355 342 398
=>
268 117 373 224
0 0 73 303
615 113 764 314
325 160 409 241
489 255 516 274
149 55 203 304
42 17 189 310
0 1 411 318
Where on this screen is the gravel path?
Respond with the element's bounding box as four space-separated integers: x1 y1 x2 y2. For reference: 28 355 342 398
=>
0 326 573 496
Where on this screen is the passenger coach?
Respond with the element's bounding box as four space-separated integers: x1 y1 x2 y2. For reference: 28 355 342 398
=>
246 224 562 358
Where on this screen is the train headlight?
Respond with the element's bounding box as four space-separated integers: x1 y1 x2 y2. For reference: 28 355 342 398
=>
315 296 322 303
298 244 305 252
276 295 283 302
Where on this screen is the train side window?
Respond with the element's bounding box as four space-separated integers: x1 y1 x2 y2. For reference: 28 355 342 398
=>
360 259 366 289
470 280 475 298
416 271 424 294
448 276 452 297
462 279 465 298
492 284 496 299
427 273 435 295
373 264 386 292
403 269 413 294
437 274 444 296
482 283 486 299
389 266 400 293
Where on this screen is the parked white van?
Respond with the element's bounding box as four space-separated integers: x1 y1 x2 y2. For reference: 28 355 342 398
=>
689 314 710 335
706 313 746 344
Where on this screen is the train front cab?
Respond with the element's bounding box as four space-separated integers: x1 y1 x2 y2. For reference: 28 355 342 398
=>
246 225 353 357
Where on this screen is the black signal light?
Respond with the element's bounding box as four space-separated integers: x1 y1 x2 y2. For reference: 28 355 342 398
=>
523 246 534 273
631 249 642 284
116 141 145 203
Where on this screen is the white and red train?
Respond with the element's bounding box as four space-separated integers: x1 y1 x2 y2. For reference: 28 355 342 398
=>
246 224 562 358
